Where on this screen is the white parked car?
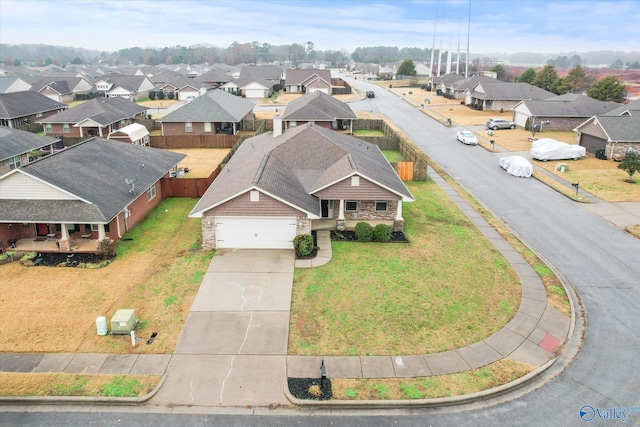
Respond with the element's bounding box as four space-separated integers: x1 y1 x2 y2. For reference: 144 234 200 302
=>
499 156 533 178
456 131 478 145
530 138 586 161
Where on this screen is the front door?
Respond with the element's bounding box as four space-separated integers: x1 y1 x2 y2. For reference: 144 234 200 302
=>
321 200 333 218
36 223 49 236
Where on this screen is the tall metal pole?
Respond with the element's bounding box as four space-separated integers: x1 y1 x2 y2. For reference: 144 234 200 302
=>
466 0 471 78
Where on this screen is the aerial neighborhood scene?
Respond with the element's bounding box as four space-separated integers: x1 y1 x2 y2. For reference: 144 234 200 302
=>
1 0 639 425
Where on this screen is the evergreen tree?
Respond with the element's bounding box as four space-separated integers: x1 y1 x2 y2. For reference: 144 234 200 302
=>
532 65 560 92
587 75 627 102
517 68 536 84
397 59 417 76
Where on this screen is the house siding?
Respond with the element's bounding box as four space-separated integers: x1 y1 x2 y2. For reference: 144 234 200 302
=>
0 172 75 200
578 121 608 139
314 176 400 200
206 191 307 217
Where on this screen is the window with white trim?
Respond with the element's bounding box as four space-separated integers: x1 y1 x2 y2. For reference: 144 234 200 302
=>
204 122 211 132
185 122 193 132
290 121 296 127
9 155 21 170
351 176 360 186
345 201 358 211
63 124 70 133
147 183 157 201
36 112 43 118
91 224 99 232
45 124 52 133
250 190 259 202
375 201 388 211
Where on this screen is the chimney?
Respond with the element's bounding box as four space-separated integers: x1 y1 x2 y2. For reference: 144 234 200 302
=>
273 114 282 137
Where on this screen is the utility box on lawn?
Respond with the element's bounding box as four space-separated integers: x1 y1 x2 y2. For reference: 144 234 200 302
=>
110 309 138 335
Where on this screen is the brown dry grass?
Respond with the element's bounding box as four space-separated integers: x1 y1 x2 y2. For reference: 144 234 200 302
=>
137 99 179 109
0 373 159 397
533 157 640 202
331 359 535 400
166 148 230 178
0 198 213 354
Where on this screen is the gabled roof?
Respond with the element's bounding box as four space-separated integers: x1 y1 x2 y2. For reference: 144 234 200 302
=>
576 115 640 142
471 82 554 101
432 74 465 84
31 78 83 94
158 89 254 123
97 75 152 92
0 91 67 119
195 68 233 84
285 68 331 86
450 75 497 91
282 91 356 121
0 76 32 93
514 95 620 117
0 137 185 223
239 65 282 81
156 76 211 91
0 127 60 161
37 97 147 126
603 98 640 117
190 124 414 218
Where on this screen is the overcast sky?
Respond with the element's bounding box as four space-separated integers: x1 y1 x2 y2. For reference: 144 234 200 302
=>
1 0 639 55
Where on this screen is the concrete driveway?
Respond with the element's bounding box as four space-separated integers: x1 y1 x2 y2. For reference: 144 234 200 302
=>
148 249 294 408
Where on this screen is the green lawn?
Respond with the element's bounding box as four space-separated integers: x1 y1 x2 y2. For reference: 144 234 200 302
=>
289 179 521 356
382 150 407 162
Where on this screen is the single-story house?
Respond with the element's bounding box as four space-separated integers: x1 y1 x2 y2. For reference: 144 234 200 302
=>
0 76 33 94
30 77 93 103
189 123 414 250
107 122 150 146
285 69 332 94
512 94 620 130
573 99 640 157
195 68 233 87
0 127 62 175
94 75 156 101
0 91 68 129
0 137 185 252
154 76 211 101
38 96 148 138
430 74 464 94
281 90 356 132
158 89 254 136
445 75 497 101
238 65 283 86
220 76 275 101
465 82 555 111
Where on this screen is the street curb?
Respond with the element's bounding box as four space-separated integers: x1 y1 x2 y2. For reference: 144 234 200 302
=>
0 373 167 406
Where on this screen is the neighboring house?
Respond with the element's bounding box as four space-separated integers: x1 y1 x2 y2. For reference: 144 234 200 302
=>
238 65 283 86
465 82 555 111
38 96 148 138
94 75 156 100
512 94 620 130
281 90 356 132
220 76 274 101
158 89 254 136
0 127 61 175
0 137 185 252
574 99 640 157
0 76 33 94
430 74 464 93
285 69 332 94
154 76 211 101
107 122 150 146
189 123 414 250
0 91 68 129
30 77 93 103
445 75 497 100
195 68 233 87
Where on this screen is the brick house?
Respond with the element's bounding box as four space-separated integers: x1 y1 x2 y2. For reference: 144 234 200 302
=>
37 97 148 139
189 123 414 249
0 137 184 252
0 91 67 129
0 127 61 175
158 89 254 136
465 82 554 112
281 90 356 132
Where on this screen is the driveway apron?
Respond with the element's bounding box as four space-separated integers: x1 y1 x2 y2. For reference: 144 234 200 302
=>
148 249 294 407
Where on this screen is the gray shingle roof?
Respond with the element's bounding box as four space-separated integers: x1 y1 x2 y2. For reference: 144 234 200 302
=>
239 65 282 81
30 78 82 94
517 95 620 117
603 99 640 116
472 82 554 101
36 97 147 125
195 68 233 84
0 91 67 119
285 69 331 86
0 127 60 161
97 75 151 92
159 89 254 123
282 91 356 121
190 124 413 218
593 115 640 142
0 137 185 223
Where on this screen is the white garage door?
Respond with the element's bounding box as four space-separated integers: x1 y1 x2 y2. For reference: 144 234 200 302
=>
514 111 529 127
215 216 297 249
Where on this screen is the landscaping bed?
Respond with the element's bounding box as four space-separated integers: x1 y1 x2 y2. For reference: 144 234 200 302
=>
330 230 409 243
27 251 112 267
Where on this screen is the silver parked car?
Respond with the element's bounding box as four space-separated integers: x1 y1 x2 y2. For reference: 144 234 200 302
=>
486 118 516 130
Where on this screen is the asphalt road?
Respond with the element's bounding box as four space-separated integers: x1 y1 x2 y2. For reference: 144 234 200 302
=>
2 81 638 427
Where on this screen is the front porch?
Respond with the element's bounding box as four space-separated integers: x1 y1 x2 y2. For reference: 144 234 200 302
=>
10 236 100 253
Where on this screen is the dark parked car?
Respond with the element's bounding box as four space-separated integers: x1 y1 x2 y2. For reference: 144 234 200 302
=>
486 118 516 130
366 91 375 98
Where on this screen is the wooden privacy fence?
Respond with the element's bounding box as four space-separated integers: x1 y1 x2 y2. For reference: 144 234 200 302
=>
161 166 220 198
395 161 414 181
150 134 240 149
